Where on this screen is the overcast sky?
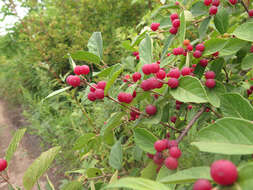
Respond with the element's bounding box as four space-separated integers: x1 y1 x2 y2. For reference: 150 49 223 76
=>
0 1 27 35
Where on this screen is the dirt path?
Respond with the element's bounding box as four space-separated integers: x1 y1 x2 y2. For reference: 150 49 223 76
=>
0 101 57 190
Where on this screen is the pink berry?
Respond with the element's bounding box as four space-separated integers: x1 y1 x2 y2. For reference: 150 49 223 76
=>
181 67 192 76
205 71 216 79
229 0 237 5
192 64 197 68
150 63 160 73
132 72 142 82
94 89 104 99
176 100 183 105
167 53 171 56
154 140 167 152
193 179 212 190
136 55 140 60
141 80 151 91
209 6 218 15
199 59 208 67
175 1 179 5
146 105 157 115
170 13 179 22
90 84 97 92
80 65 90 75
169 27 178 35
132 90 137 98
151 23 160 31
153 152 164 165
204 0 212 6
133 51 139 56
247 89 252 96
156 70 166 79
196 44 205 52
210 160 238 186
212 0 220 6
97 81 107 90
170 147 182 159
187 44 193 51
164 157 178 170
168 140 178 148
176 104 181 110
250 46 253 53
249 10 253 17
74 66 82 75
147 153 154 159
188 105 193 110
170 116 177 123
168 78 179 89
167 68 181 79
212 51 219 57
193 50 202 58
166 132 170 139
0 159 7 171
205 108 210 112
142 64 152 75
117 92 133 103
172 19 180 28
87 92 96 101
67 75 80 87
205 79 216 88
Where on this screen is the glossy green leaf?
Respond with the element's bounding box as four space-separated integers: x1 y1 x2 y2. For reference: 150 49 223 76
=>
23 146 61 190
109 140 123 170
241 54 253 70
138 34 152 69
203 39 227 56
159 167 211 184
219 38 248 56
61 181 83 190
214 8 229 34
206 81 226 107
179 11 186 45
73 133 96 150
70 51 100 65
161 35 174 61
43 87 71 101
199 17 211 40
88 32 103 59
192 118 253 155
5 128 26 164
170 76 208 103
233 22 253 42
220 93 253 120
104 177 170 190
133 128 158 154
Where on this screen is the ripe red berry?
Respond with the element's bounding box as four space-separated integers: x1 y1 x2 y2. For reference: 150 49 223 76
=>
150 63 160 73
229 0 237 5
170 13 179 22
205 71 216 79
123 74 130 82
132 72 142 82
204 0 212 6
94 89 104 99
154 140 168 152
167 53 171 56
205 79 216 88
169 27 178 35
164 157 178 170
172 19 180 28
146 104 157 115
73 66 82 75
132 90 137 98
0 159 7 171
168 78 179 88
193 179 212 190
74 65 90 75
150 23 160 31
97 81 107 90
156 70 166 79
168 68 181 79
181 67 192 76
205 108 210 112
209 6 218 15
166 132 170 139
212 0 220 6
249 10 253 17
188 105 193 110
196 44 205 52
136 55 140 60
192 64 197 68
175 1 179 5
142 64 152 75
147 153 154 159
169 147 182 159
247 89 252 96
90 84 97 92
193 50 202 58
199 59 208 67
67 75 80 87
167 140 178 148
176 100 183 105
170 116 177 123
210 160 238 186
118 92 133 103
187 44 193 51
141 80 151 91
212 51 219 57
153 152 164 165
250 46 253 53
87 92 96 101
176 104 181 110
132 51 139 56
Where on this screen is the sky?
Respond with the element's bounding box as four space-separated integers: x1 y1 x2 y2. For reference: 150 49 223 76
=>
0 1 27 35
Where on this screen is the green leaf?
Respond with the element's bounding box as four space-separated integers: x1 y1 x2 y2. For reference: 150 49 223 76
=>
60 181 83 190
156 166 176 181
199 17 211 40
5 128 26 164
73 133 96 150
241 54 253 70
140 161 157 180
161 35 174 61
233 22 253 42
206 81 226 107
68 55 76 70
104 177 170 190
179 11 186 45
232 162 253 189
104 65 124 95
109 140 123 170
93 64 118 78
214 8 229 34
159 167 211 184
219 38 248 56
220 93 253 120
203 38 227 56
191 1 208 17
133 128 158 154
43 87 71 101
170 76 208 103
121 40 136 52
46 175 55 190
138 34 152 70
87 168 102 178
70 51 100 65
23 146 61 190
192 118 253 155
88 32 103 59
209 57 224 77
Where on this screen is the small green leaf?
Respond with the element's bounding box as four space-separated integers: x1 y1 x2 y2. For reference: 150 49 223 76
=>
87 168 102 178
100 112 124 136
140 161 157 180
206 81 226 107
109 140 123 170
219 38 248 56
43 87 71 101
233 22 253 42
88 32 103 59
23 146 61 190
61 181 83 190
73 133 96 150
179 11 186 45
138 34 152 70
214 8 229 34
241 54 253 70
191 2 208 17
70 51 100 65
93 64 118 78
161 35 174 61
199 17 211 41
203 38 227 56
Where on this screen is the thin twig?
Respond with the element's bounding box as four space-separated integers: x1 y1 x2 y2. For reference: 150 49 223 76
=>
240 0 249 13
160 122 182 133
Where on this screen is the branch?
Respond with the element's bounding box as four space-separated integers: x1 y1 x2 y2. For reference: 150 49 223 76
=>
240 0 249 13
160 122 182 133
176 106 205 143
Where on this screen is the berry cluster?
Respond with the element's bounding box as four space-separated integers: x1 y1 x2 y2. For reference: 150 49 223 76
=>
150 23 160 32
204 0 220 15
0 158 7 172
87 81 107 101
66 65 90 87
169 13 180 35
132 51 140 60
204 71 216 88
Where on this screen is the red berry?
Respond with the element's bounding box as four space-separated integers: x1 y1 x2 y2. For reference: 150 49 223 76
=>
154 140 167 152
133 51 139 56
164 157 178 170
170 116 177 123
146 105 157 115
181 67 192 76
141 80 151 91
193 179 212 190
192 64 197 68
87 92 96 101
167 53 171 56
147 153 154 159
118 92 133 103
132 90 137 98
204 0 212 6
168 140 178 148
0 159 7 171
210 160 238 186
172 19 180 28
212 51 219 57
193 50 202 58
209 6 218 15
123 74 130 82
168 68 181 79
212 0 220 6
166 132 170 139
90 84 97 92
151 23 160 31
188 105 193 110
176 100 183 105
250 46 253 53
175 1 179 5
205 79 216 88
97 81 107 90
74 65 90 75
142 64 152 75
74 66 82 75
247 89 252 96
132 72 142 82
176 104 181 110
169 147 182 159
187 44 193 51
136 55 140 60
249 10 253 17
168 78 179 88
169 27 178 35
205 71 216 79
229 0 237 5
67 75 80 87
156 69 166 79
205 108 210 112
150 63 160 73
94 89 104 99
153 152 164 165
250 85 253 91
199 59 208 67
170 13 179 22
196 44 205 52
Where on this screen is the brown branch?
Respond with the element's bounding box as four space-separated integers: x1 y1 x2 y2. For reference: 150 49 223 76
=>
160 122 182 133
176 106 205 143
240 0 249 13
